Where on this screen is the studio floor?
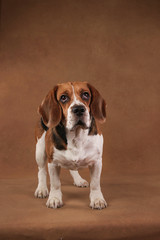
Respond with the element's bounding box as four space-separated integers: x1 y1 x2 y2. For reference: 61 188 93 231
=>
1 173 160 240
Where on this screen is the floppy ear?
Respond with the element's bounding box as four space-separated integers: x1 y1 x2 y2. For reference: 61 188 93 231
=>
87 83 106 123
38 86 61 128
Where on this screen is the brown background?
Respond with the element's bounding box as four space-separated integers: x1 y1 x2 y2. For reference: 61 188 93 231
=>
0 0 160 239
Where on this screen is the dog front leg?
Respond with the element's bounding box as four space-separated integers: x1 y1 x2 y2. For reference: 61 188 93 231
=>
46 162 63 208
89 160 107 210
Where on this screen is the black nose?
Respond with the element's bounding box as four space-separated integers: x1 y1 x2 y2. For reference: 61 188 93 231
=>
72 105 86 116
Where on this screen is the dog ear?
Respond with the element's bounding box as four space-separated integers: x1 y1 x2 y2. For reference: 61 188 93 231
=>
87 83 106 123
38 86 62 128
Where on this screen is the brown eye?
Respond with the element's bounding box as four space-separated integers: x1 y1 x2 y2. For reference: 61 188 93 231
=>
60 95 69 103
82 92 90 101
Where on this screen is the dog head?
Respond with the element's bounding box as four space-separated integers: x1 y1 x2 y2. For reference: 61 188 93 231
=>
38 82 106 131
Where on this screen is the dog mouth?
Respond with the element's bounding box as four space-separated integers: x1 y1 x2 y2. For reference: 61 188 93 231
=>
76 120 85 126
71 119 89 131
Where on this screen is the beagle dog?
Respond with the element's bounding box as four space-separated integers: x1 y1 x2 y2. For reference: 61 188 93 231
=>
35 82 107 209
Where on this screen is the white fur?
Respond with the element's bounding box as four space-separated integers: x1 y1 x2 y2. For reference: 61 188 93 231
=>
52 129 106 209
66 85 91 130
35 132 49 198
46 163 63 208
53 129 103 170
89 161 107 209
72 85 77 101
35 85 107 209
69 170 89 187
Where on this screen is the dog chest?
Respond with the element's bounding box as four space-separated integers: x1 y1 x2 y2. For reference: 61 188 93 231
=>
53 133 103 170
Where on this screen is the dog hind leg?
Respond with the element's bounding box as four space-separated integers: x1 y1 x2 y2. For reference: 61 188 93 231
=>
69 170 89 187
35 132 49 198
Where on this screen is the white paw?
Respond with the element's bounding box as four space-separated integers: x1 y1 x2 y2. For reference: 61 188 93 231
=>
46 197 63 209
34 186 49 198
74 178 89 188
90 198 107 210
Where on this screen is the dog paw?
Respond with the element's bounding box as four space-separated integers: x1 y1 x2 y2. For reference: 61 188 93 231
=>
46 197 63 209
34 187 49 198
74 178 89 188
90 198 107 210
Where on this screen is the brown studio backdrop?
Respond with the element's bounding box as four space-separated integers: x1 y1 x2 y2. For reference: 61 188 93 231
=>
0 0 160 178
1 1 160 240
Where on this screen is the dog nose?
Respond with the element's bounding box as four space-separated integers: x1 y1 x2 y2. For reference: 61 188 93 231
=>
72 105 86 116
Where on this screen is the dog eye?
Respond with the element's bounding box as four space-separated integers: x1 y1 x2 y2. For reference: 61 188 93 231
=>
81 92 90 100
60 95 69 103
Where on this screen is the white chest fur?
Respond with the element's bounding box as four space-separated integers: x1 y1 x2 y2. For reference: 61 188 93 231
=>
53 129 103 170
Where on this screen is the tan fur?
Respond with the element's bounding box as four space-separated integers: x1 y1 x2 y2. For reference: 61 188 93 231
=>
38 86 62 128
35 82 106 161
45 129 54 163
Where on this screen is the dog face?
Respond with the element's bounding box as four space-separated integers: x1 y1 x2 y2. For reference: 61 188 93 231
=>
38 82 106 130
56 82 91 130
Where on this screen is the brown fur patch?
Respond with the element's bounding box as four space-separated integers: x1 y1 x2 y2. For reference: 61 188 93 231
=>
89 117 102 136
87 83 106 123
35 82 105 164
56 82 92 120
45 129 54 163
38 86 62 128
